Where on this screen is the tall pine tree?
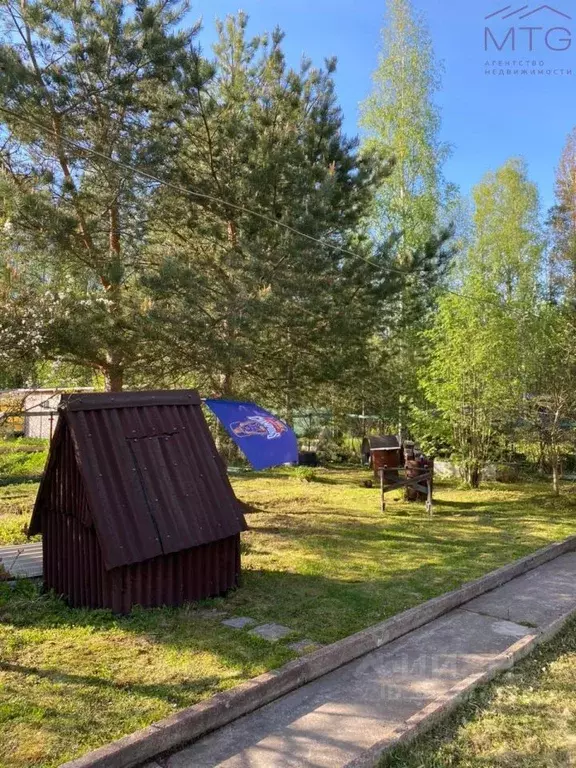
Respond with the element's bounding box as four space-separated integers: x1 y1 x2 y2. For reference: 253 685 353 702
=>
0 0 203 390
148 13 395 415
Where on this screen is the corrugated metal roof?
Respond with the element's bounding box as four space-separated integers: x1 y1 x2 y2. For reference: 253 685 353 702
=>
362 435 400 451
31 390 246 570
65 390 201 411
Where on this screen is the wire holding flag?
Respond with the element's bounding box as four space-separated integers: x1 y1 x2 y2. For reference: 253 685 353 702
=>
203 400 298 470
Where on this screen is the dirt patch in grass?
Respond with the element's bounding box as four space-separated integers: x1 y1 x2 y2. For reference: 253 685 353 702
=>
1 466 576 766
381 616 576 768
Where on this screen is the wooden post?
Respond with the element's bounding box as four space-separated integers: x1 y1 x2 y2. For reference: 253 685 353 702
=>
379 467 385 513
426 477 433 516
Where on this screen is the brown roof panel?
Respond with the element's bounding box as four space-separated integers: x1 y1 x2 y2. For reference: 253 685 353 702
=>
34 390 246 570
363 435 400 450
64 389 201 411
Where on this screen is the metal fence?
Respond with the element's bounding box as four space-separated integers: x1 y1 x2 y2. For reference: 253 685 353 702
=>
0 388 94 440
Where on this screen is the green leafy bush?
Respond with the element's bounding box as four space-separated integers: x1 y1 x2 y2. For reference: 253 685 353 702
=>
292 466 318 482
316 439 353 465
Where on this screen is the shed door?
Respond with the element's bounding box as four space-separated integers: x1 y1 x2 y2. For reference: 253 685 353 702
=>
127 430 227 555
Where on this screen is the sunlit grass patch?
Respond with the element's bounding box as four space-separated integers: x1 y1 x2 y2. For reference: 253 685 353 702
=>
0 449 47 486
1 463 576 765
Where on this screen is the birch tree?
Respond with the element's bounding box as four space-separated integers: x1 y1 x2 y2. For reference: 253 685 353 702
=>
523 303 576 494
360 0 452 255
360 0 456 437
548 127 576 302
420 159 544 486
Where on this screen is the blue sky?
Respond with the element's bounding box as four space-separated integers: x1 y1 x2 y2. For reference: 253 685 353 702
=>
188 0 576 212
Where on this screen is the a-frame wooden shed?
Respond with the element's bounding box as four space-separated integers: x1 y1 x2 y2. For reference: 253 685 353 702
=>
29 390 247 613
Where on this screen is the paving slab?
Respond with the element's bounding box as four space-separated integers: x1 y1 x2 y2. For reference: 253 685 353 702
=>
0 542 43 579
166 551 576 768
465 551 576 628
221 617 256 629
250 623 293 642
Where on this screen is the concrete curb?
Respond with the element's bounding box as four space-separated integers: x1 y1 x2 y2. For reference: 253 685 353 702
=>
60 535 576 768
343 600 576 767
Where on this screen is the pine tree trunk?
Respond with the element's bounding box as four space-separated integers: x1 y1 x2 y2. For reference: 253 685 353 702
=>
215 371 239 464
285 387 294 427
104 365 124 392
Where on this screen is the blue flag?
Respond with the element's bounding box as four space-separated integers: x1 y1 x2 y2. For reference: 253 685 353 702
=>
204 399 298 470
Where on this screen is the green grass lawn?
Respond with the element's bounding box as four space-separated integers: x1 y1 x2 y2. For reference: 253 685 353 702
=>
381 615 576 768
1 449 576 767
0 440 46 545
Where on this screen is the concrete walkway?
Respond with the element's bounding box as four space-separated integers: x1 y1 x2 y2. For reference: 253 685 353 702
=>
164 551 576 768
0 542 42 578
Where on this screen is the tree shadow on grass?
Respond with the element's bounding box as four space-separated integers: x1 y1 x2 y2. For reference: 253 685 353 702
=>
1 558 574 768
437 493 576 510
0 548 533 659
249 499 568 548
1 477 573 736
232 470 372 488
0 578 297 715
308 475 360 485
435 499 490 511
0 660 229 710
0 474 43 488
250 522 519 555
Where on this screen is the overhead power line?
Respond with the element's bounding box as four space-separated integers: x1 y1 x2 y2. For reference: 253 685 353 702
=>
0 104 536 316
0 106 412 275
